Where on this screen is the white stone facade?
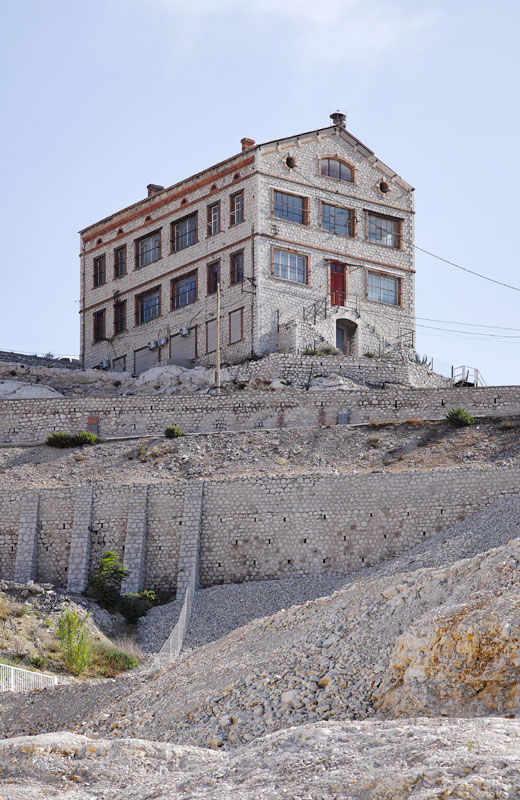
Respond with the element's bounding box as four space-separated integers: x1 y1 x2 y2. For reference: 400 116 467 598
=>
80 116 415 373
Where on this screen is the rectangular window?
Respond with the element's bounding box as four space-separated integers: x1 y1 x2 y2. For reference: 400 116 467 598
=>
171 271 197 310
207 261 220 295
93 309 105 342
367 213 401 249
272 190 308 225
321 203 354 237
114 245 126 278
113 301 126 334
171 213 197 252
229 308 243 344
206 319 217 353
135 287 160 325
229 191 244 226
367 272 401 306
207 202 220 236
112 355 126 372
93 255 106 288
230 251 244 285
135 231 161 268
272 248 307 284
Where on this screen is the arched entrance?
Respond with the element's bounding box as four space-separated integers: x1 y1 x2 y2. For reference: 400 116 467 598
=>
336 319 357 356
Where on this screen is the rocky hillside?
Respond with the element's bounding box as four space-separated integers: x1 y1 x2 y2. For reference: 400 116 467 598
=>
2 416 519 489
0 497 519 798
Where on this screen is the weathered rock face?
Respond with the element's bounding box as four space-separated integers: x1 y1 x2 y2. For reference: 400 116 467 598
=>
0 379 63 398
1 719 520 800
375 588 520 717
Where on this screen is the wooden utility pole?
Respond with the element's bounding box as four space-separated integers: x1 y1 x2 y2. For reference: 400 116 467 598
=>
215 279 221 396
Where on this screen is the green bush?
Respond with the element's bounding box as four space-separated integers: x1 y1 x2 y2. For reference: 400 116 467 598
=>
57 610 91 675
119 590 157 625
90 551 129 610
92 643 139 676
444 407 476 427
165 425 184 439
46 431 100 448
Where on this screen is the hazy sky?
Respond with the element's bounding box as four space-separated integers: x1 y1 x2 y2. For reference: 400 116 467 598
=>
1 0 519 384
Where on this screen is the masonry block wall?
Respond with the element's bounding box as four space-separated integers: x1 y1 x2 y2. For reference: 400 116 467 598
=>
235 353 450 388
1 465 519 593
2 386 520 444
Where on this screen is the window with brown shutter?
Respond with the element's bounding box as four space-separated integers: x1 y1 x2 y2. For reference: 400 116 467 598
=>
229 308 243 344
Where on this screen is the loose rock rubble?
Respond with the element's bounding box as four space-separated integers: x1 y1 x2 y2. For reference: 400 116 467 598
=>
2 417 519 490
0 359 371 399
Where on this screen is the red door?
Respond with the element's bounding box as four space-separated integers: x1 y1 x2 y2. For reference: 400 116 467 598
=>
330 263 345 306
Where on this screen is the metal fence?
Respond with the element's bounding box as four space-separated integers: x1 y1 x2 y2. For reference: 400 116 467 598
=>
0 663 58 693
157 579 194 663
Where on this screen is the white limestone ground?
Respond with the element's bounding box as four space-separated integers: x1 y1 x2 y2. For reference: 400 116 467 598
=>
1 719 519 799
0 359 367 399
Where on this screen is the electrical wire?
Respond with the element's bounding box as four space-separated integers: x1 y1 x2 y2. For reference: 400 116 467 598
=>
287 164 520 293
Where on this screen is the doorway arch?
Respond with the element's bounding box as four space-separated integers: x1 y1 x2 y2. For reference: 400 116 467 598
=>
336 319 357 356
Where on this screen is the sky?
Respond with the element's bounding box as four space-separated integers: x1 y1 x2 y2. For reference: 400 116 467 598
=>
1 0 519 385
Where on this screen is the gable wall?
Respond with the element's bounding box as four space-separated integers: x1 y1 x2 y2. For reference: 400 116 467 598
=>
255 130 415 356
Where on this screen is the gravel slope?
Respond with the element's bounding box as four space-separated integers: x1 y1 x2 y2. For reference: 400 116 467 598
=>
138 494 520 655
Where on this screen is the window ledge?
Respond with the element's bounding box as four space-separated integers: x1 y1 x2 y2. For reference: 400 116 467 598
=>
270 216 309 228
365 239 401 251
270 275 311 288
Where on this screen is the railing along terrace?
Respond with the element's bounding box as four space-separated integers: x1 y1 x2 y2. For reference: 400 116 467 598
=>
0 663 58 693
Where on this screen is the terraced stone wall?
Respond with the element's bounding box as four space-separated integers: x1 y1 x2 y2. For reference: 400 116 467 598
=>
1 465 519 594
1 386 520 444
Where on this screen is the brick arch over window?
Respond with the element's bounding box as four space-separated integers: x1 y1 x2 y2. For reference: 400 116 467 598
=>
319 155 355 183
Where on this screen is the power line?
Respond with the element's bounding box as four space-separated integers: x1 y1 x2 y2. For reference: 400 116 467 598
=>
416 316 520 332
416 323 520 339
415 245 520 293
288 164 520 294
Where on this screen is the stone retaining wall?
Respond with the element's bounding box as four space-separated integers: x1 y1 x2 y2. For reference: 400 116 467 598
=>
1 385 519 444
1 465 519 593
235 353 450 389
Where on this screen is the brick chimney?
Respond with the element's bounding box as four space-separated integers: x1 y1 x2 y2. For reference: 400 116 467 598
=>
147 184 164 198
240 137 256 152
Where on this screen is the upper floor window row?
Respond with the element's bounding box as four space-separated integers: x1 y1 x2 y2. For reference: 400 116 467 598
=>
135 231 161 269
171 213 197 253
320 157 353 183
272 190 309 225
367 212 402 249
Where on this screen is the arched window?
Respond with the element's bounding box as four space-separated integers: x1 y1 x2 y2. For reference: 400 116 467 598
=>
320 158 353 183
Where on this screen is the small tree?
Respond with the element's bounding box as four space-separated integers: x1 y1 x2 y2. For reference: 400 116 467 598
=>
90 551 129 610
57 610 91 675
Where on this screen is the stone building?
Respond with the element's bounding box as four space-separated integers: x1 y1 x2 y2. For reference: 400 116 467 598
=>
80 112 415 373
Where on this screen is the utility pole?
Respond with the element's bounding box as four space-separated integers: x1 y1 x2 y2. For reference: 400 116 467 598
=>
215 279 221 396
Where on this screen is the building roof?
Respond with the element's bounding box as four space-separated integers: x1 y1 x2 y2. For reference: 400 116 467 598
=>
79 123 412 235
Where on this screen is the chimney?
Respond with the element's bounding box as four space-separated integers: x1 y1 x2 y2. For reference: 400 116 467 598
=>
147 183 164 198
330 111 346 128
240 137 256 152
